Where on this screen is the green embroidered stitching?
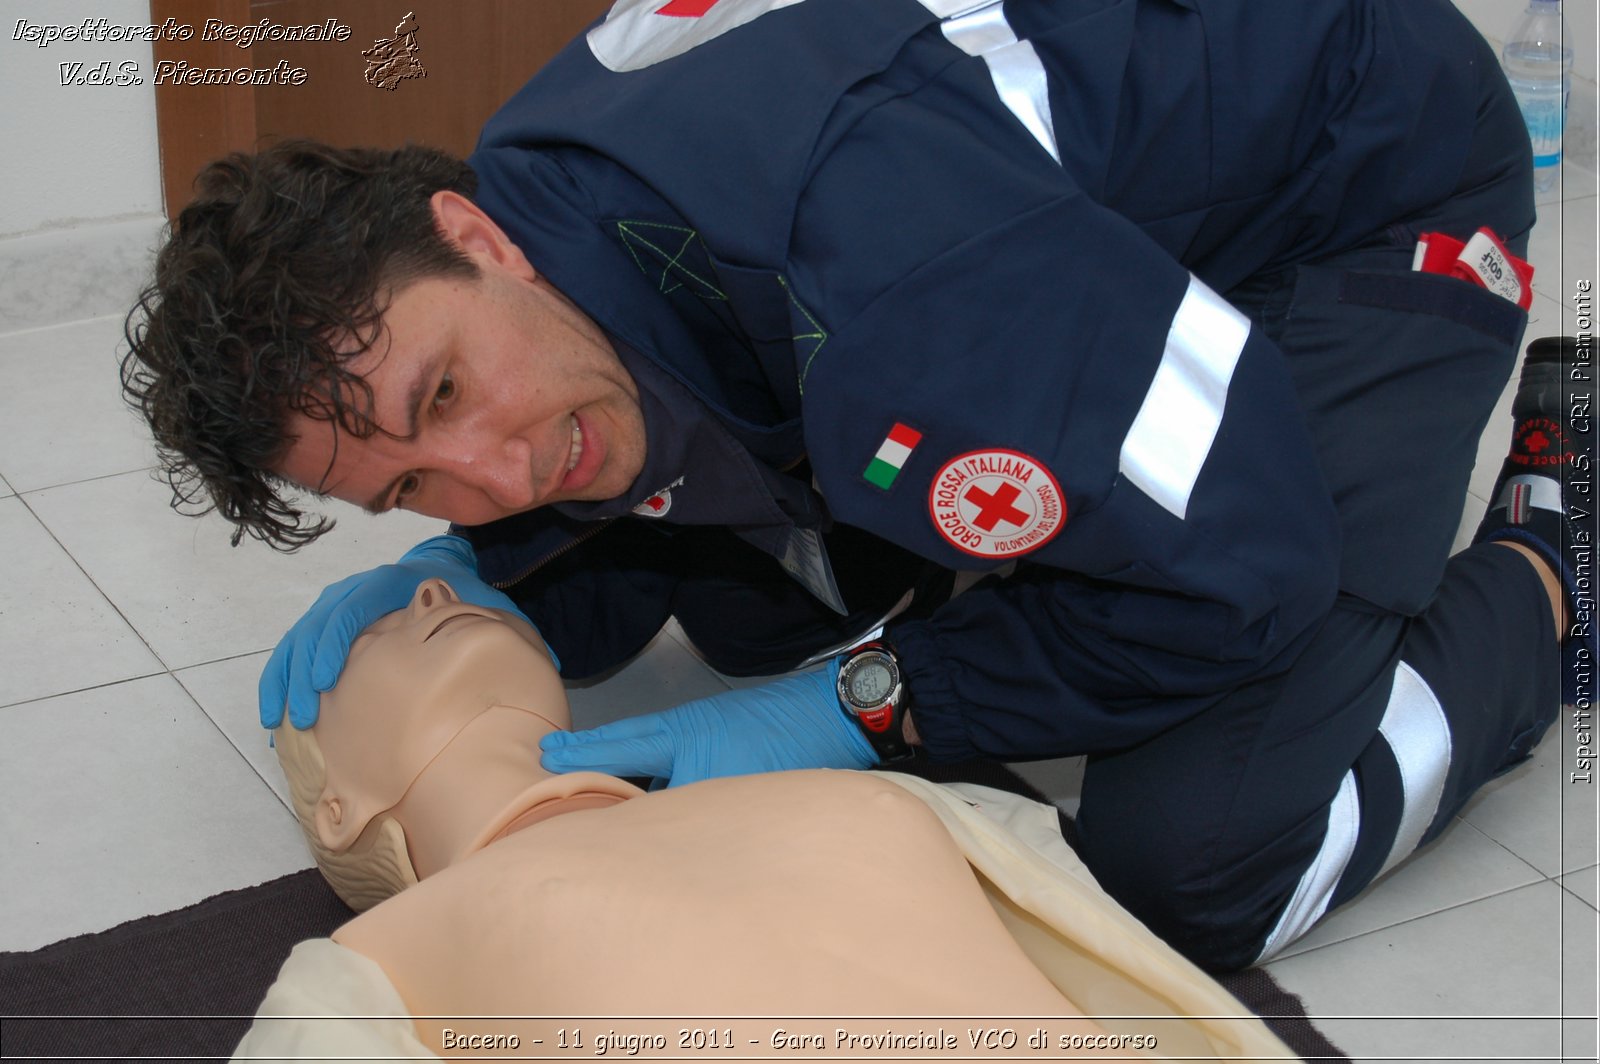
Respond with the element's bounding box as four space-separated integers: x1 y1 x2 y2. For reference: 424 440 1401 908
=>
615 220 727 301
779 275 828 395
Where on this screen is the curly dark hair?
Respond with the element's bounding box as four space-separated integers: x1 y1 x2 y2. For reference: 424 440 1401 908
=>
121 140 479 550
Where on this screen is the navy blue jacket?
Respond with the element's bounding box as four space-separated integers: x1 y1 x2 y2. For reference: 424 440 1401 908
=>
460 0 1510 760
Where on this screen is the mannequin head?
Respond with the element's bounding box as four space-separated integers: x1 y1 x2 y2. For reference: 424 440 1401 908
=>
275 578 567 910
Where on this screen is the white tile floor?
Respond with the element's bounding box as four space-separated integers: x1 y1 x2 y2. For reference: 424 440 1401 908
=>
1 163 1596 1063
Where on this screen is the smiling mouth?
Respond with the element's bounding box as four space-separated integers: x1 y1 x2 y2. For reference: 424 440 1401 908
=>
566 417 584 473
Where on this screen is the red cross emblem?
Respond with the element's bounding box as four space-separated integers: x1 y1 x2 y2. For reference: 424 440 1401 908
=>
962 482 1030 532
928 448 1066 560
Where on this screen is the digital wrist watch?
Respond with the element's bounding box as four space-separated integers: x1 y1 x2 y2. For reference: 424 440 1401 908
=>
836 640 914 763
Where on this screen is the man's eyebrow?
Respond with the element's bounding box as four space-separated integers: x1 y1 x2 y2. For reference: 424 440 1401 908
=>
360 368 433 514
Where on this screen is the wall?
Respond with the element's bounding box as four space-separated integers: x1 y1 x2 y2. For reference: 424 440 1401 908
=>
0 0 163 235
0 0 165 332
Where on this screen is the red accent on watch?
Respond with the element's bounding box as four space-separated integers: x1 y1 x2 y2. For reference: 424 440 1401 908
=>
858 707 893 734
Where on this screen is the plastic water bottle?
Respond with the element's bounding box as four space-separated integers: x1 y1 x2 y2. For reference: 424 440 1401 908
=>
1502 0 1574 194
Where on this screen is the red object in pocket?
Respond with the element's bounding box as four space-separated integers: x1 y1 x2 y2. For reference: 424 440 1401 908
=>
1414 228 1534 310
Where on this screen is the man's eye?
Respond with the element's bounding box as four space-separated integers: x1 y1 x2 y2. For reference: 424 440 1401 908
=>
433 374 456 408
396 473 421 500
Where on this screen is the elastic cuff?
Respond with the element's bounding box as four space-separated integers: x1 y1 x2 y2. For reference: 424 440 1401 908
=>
890 620 981 763
1483 526 1583 626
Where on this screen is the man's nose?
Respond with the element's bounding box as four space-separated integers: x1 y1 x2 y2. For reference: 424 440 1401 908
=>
439 435 537 510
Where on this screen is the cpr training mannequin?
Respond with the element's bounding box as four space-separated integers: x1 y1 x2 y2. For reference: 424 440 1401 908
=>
235 578 1292 1062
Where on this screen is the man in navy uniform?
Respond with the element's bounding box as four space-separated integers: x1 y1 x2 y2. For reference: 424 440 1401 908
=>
124 0 1590 969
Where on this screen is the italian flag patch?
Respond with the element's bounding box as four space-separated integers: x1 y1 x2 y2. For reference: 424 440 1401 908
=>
863 423 922 490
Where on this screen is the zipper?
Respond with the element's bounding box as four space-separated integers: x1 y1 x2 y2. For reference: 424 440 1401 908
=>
488 518 617 591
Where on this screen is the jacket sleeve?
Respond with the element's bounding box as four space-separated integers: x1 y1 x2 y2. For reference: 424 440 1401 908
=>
795 188 1342 761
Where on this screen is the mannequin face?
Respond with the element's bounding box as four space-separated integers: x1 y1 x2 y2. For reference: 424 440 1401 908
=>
313 577 568 849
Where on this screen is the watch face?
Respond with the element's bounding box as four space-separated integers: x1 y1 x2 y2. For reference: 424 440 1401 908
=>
847 658 895 707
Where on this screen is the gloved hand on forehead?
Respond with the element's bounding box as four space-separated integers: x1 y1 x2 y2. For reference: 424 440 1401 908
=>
259 534 540 730
538 659 876 787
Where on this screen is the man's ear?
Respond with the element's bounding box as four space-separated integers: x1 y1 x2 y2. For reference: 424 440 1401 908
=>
315 787 375 851
430 190 537 281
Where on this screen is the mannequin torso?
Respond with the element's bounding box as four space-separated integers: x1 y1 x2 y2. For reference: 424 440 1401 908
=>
335 770 1094 1034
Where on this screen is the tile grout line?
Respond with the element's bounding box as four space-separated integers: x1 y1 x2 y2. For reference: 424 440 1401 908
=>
0 668 171 712
0 309 132 342
169 668 300 821
1544 195 1600 313
9 461 165 498
1555 871 1600 914
13 488 176 675
1268 817 1554 965
1454 814 1567 881
0 645 276 713
1526 188 1598 314
0 657 296 816
1267 875 1566 969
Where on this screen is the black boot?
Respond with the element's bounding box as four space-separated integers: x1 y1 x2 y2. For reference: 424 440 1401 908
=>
1475 336 1595 705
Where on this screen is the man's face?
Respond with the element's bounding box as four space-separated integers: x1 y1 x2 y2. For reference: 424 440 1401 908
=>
275 194 647 526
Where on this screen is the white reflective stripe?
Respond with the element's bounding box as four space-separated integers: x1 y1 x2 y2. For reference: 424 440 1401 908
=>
1255 771 1360 963
795 591 912 668
919 0 1003 19
937 0 1015 52
937 2 1061 164
1256 662 1453 963
1119 277 1249 520
980 42 1060 163
1493 474 1563 515
1376 662 1453 877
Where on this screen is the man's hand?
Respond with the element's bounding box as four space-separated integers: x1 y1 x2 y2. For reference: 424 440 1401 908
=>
259 534 535 729
538 660 876 787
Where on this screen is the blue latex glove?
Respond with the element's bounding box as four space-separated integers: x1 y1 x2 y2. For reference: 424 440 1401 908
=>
538 659 876 787
259 534 540 729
